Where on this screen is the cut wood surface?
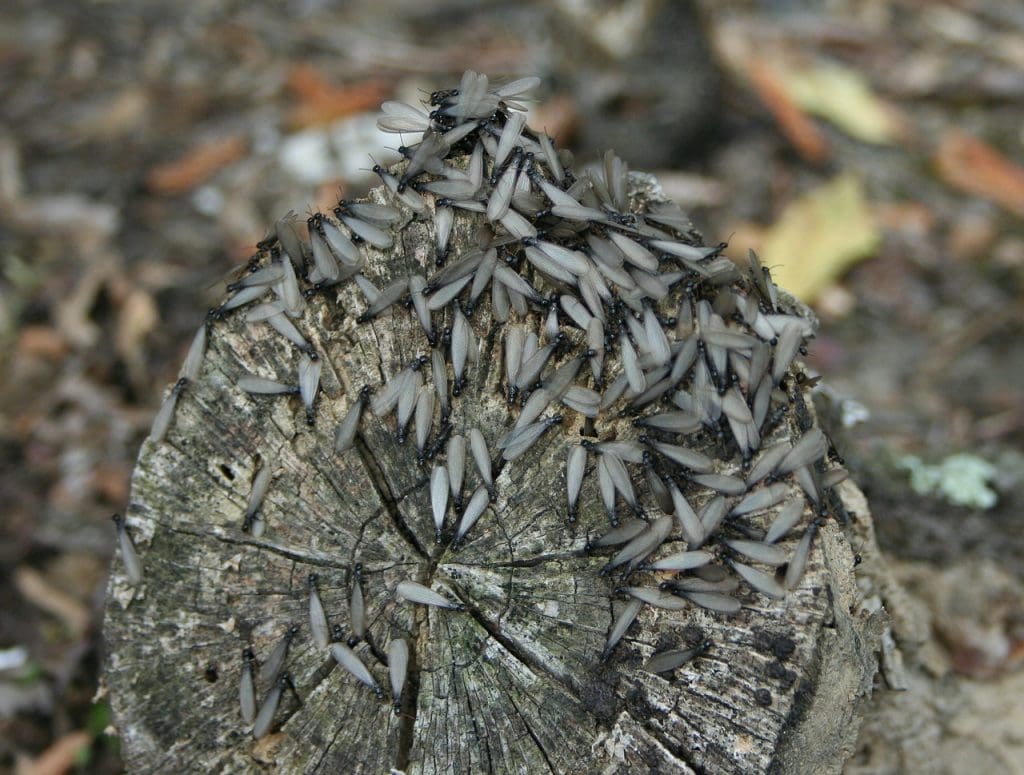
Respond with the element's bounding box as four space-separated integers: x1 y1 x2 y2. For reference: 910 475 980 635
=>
103 83 882 773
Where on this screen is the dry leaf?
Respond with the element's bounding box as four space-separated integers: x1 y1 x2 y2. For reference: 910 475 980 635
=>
528 94 580 147
77 88 150 141
15 730 91 775
54 261 113 349
14 566 91 637
747 60 830 163
762 174 880 302
17 326 69 360
116 288 159 388
935 130 1024 217
287 66 390 128
92 461 131 505
147 135 248 195
712 25 828 162
781 62 903 145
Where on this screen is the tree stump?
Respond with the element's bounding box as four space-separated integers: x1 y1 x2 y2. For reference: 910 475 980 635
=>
103 76 882 774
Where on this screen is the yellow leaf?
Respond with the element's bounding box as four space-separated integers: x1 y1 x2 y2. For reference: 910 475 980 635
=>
781 62 901 145
762 174 879 303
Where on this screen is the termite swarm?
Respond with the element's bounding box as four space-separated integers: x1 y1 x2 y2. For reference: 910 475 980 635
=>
132 70 852 752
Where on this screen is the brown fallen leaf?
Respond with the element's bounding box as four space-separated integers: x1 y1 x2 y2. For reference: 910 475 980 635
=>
761 173 880 303
528 93 580 147
947 212 998 261
873 201 934 238
92 461 131 505
746 59 830 164
15 730 91 775
76 87 150 142
935 130 1024 218
14 566 91 638
16 326 69 360
287 65 390 128
147 134 248 196
115 288 159 391
313 181 346 217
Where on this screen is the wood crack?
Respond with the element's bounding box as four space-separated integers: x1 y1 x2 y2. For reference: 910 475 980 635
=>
506 693 558 774
163 523 354 569
638 712 704 775
354 433 430 560
456 590 582 705
465 549 589 569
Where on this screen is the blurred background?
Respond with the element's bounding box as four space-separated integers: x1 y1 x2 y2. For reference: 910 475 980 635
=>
1 0 1022 771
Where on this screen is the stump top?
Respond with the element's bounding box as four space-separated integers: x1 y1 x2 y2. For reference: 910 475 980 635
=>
104 72 874 774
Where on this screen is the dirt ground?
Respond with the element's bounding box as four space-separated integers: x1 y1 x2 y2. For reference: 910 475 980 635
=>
1 0 1022 772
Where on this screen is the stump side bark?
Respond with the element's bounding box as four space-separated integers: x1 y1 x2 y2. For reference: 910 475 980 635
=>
103 176 883 774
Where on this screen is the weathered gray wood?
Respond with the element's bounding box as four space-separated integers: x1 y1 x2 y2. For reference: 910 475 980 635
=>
103 172 881 774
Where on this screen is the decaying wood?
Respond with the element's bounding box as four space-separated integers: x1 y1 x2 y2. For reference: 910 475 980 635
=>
103 171 883 774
